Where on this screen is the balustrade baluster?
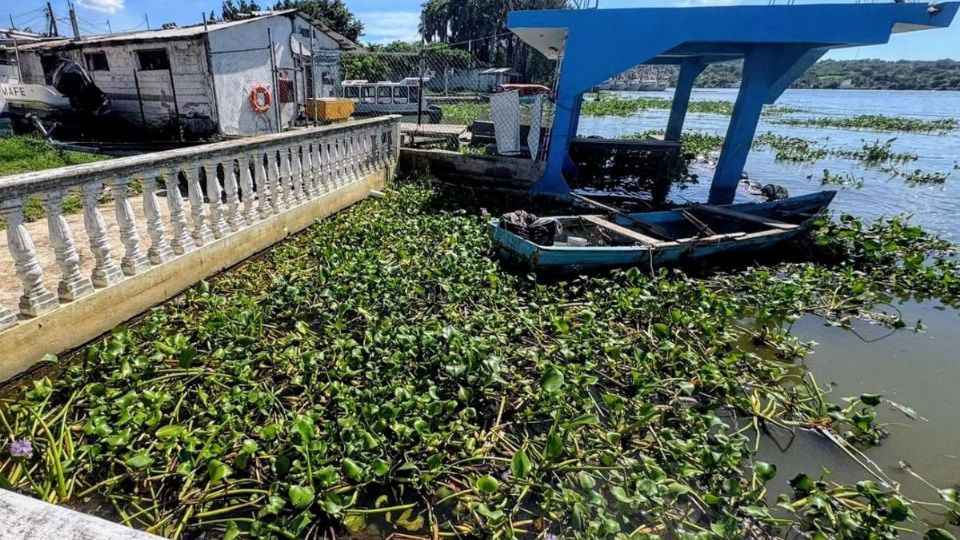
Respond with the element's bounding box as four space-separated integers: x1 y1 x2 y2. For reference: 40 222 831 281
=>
239 155 258 225
141 170 173 265
204 160 228 239
270 150 285 213
106 176 150 276
81 182 124 288
348 134 359 181
376 126 387 169
258 153 274 219
306 144 318 196
2 198 59 316
320 142 330 192
0 306 15 330
323 141 333 191
42 189 94 302
286 148 301 204
186 164 213 246
223 156 242 231
163 167 195 255
295 146 308 199
336 138 347 187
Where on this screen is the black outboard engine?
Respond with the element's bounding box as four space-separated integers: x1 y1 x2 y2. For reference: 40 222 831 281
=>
50 58 111 116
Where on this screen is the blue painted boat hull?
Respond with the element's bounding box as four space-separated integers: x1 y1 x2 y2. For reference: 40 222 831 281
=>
490 191 835 273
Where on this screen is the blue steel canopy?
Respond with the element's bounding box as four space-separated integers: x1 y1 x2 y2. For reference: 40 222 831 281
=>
507 2 959 203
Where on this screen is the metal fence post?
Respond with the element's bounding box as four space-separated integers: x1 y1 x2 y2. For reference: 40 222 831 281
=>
268 28 280 133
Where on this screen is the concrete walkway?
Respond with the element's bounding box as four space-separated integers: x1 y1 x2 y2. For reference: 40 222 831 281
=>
0 489 160 540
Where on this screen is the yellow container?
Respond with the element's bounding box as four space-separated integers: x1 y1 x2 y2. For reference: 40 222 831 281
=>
306 98 355 122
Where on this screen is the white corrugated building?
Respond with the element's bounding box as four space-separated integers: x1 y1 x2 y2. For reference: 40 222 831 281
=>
13 10 357 138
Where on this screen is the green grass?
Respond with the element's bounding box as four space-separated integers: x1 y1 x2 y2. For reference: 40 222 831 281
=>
0 136 107 176
0 136 110 228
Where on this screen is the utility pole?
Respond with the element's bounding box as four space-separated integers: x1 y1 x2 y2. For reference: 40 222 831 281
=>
69 2 81 39
47 2 59 36
106 19 111 33
9 14 15 30
145 14 150 30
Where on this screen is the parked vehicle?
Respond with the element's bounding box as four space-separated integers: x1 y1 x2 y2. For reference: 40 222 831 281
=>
342 78 443 123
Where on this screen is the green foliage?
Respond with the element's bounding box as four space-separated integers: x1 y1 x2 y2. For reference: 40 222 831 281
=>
775 114 958 134
273 0 363 42
221 0 261 21
665 58 960 90
1 185 958 538
342 42 476 82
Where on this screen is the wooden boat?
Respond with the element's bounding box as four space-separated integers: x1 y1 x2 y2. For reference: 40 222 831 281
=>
490 191 836 273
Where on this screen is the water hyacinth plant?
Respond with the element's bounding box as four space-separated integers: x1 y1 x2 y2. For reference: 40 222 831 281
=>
0 184 958 539
774 114 958 134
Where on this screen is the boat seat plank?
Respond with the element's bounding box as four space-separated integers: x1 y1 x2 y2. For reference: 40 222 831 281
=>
581 215 664 246
693 205 799 230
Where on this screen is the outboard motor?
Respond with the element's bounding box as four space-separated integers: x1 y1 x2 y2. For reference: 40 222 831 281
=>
50 58 111 116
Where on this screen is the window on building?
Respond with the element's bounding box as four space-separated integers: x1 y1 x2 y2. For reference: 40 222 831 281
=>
84 52 109 72
136 49 170 71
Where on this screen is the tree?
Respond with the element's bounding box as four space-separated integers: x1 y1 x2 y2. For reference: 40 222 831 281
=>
221 0 262 21
272 0 364 43
220 0 362 42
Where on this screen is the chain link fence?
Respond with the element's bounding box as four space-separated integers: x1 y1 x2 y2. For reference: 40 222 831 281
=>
336 45 557 158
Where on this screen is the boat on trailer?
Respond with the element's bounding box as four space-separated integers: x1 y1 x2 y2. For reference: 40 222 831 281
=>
490 191 836 273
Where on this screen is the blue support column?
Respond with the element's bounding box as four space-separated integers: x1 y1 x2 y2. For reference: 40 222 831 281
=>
665 59 706 142
533 88 582 195
708 46 809 204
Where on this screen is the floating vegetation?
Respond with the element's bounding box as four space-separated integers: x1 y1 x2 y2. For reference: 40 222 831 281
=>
620 130 724 157
814 169 865 189
898 169 951 187
579 96 798 118
834 138 918 166
774 114 958 134
753 132 830 163
2 185 959 539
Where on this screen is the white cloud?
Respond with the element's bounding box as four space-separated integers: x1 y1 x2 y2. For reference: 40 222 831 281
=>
356 11 421 45
76 0 125 14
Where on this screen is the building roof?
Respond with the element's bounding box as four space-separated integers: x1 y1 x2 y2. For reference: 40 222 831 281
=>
15 10 357 52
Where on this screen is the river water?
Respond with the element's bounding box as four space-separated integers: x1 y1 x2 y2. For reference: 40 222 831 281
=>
578 89 960 240
582 89 960 535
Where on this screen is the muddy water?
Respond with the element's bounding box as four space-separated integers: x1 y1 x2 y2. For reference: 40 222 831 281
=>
580 89 960 536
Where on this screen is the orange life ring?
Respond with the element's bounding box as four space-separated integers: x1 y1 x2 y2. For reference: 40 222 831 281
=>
249 85 271 113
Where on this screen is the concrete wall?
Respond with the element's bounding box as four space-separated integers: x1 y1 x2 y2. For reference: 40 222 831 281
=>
399 147 541 190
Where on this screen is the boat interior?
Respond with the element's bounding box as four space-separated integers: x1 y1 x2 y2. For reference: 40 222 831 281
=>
550 204 814 248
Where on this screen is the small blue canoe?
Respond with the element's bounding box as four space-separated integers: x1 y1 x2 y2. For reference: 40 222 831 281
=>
490 191 836 273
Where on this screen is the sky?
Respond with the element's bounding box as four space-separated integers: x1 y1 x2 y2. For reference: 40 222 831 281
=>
3 0 959 60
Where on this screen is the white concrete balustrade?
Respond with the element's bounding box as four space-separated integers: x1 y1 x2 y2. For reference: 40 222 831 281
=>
0 116 399 335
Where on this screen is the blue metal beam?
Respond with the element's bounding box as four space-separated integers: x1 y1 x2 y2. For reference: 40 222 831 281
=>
510 2 959 197
665 59 706 142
